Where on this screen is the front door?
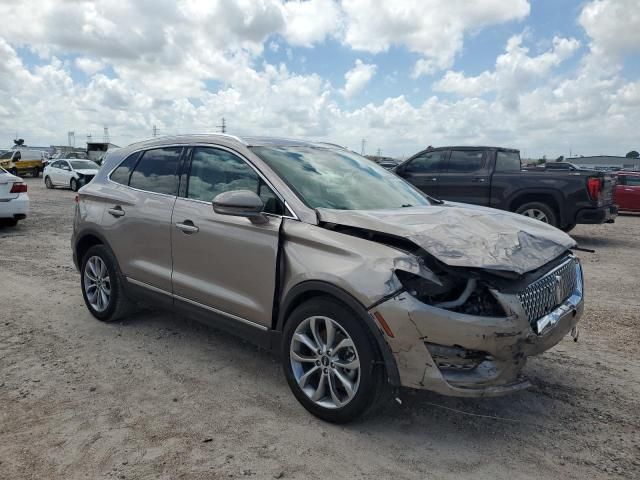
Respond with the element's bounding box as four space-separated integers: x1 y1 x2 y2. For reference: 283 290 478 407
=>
396 149 448 198
437 149 491 205
171 146 283 327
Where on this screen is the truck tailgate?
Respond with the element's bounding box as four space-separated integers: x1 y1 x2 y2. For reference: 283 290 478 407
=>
600 174 616 205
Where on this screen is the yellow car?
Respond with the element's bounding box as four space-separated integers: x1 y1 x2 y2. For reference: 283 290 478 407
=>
0 149 45 177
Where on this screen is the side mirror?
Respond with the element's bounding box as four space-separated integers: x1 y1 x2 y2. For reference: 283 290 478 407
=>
212 190 268 224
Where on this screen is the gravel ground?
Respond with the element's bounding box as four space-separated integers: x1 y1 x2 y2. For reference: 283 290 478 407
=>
1 178 638 480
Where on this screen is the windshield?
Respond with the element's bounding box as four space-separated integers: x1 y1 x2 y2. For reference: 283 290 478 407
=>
251 146 432 210
70 160 98 170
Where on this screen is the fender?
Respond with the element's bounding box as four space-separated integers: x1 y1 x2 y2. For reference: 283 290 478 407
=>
276 280 401 387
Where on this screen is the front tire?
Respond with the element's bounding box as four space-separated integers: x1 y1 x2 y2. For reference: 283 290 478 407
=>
282 297 388 423
80 245 134 322
70 178 79 192
44 176 53 189
515 202 558 228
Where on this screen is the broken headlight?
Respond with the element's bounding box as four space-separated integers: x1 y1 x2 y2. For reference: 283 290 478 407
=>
395 270 506 317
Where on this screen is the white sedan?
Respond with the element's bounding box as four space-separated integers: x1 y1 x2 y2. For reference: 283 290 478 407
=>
0 167 29 226
44 159 100 191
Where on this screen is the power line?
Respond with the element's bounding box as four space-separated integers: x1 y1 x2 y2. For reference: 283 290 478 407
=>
217 117 226 134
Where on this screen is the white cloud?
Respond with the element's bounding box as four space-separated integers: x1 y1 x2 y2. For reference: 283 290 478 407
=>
281 0 342 47
341 59 376 98
75 57 105 75
0 0 639 161
434 35 580 109
342 0 530 76
579 0 640 59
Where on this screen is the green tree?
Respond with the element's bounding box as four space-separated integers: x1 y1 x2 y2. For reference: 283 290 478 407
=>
626 150 639 159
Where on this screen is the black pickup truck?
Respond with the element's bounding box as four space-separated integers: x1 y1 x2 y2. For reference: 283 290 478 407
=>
395 146 617 232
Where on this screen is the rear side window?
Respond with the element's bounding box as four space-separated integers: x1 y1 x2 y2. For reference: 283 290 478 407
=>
405 150 447 173
495 151 522 172
128 147 182 195
110 152 141 185
447 150 485 173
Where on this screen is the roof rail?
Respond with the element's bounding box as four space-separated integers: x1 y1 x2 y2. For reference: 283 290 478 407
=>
126 133 247 148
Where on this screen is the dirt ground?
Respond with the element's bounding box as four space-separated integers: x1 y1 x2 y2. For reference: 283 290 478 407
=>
1 178 638 480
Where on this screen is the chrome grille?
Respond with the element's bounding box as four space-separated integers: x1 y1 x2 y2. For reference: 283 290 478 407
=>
518 257 578 325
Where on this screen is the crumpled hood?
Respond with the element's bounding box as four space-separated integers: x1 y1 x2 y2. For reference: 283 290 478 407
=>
316 202 576 275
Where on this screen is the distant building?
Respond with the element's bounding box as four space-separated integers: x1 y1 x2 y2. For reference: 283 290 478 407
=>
567 155 639 171
51 145 87 156
86 141 120 161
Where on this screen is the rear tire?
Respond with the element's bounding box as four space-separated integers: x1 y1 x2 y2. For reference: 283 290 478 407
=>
70 178 78 192
45 176 53 189
515 202 558 228
1 218 18 227
282 297 389 423
80 245 135 322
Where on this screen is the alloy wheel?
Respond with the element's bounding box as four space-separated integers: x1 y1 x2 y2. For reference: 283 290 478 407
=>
521 208 549 223
290 316 361 409
83 256 111 312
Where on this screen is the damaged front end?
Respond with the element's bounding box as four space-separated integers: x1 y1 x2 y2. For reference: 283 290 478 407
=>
371 253 584 396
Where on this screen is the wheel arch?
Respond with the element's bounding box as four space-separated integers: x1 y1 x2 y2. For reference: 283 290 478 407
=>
508 190 563 226
276 280 401 387
74 229 116 269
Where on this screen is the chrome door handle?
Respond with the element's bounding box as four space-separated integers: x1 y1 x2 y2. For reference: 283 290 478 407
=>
175 221 199 234
471 177 486 182
108 206 125 217
430 177 437 182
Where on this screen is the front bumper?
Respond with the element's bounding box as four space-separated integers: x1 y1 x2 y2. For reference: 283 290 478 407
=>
371 261 583 397
575 204 617 224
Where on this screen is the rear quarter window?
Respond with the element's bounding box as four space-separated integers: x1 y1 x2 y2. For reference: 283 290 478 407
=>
110 152 141 185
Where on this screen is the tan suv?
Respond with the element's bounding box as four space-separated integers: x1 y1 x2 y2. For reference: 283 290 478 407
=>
72 135 584 422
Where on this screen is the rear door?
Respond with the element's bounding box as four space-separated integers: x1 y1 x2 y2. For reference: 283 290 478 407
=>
101 147 183 292
437 149 490 205
616 175 640 210
396 149 447 197
171 145 283 327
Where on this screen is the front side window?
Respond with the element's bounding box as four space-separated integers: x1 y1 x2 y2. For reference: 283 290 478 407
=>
251 146 431 210
0 151 13 160
495 151 522 172
405 151 447 173
447 150 485 173
187 147 284 214
128 147 182 195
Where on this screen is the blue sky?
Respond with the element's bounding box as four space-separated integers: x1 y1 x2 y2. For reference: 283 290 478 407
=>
0 0 639 158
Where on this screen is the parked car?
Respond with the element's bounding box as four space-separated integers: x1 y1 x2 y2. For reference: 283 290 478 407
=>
395 146 617 232
44 159 100 191
0 167 29 226
0 149 45 177
614 172 640 212
542 162 579 170
45 151 89 167
72 135 584 423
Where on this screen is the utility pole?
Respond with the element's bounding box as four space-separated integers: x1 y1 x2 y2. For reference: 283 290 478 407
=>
217 117 226 134
360 138 366 156
376 148 381 157
68 131 75 147
103 126 110 144
153 124 158 137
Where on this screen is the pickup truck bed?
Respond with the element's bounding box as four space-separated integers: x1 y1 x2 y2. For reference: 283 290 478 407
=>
395 146 617 231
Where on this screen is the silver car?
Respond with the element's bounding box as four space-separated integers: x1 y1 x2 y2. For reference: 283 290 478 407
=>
72 135 583 422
